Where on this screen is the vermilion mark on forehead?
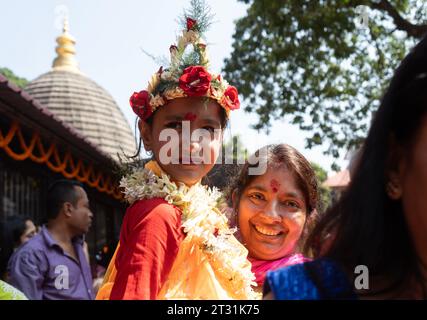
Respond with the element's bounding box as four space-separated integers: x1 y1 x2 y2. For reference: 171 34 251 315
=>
270 179 280 193
184 112 197 121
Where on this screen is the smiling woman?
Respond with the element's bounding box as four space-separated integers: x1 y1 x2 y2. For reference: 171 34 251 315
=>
226 144 320 290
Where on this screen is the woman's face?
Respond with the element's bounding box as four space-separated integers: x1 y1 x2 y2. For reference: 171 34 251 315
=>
20 220 37 245
235 166 307 260
140 97 223 186
399 115 427 267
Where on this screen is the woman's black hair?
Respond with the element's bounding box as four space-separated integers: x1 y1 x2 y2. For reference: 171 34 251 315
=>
0 216 33 279
305 34 427 297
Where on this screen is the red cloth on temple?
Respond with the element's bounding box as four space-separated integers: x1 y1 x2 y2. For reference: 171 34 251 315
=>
110 198 185 300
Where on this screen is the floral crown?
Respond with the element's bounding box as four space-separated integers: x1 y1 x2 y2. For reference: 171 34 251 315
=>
129 1 240 121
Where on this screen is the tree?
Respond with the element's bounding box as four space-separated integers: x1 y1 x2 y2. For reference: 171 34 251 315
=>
310 162 332 211
0 67 29 88
222 134 248 162
224 0 427 169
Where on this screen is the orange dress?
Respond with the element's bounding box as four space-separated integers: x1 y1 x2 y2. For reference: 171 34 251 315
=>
96 161 258 300
106 198 184 299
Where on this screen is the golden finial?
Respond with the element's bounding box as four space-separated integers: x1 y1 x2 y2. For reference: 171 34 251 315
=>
52 16 79 72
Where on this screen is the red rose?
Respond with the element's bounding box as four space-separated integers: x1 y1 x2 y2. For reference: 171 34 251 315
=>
213 228 219 237
179 66 212 97
186 17 197 31
129 90 152 120
221 86 240 110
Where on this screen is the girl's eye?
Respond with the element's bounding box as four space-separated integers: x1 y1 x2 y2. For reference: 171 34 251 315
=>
249 193 265 202
281 200 300 209
203 126 215 133
165 122 182 129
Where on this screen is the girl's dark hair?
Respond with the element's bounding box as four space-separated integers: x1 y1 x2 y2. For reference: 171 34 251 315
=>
202 163 241 191
305 35 427 297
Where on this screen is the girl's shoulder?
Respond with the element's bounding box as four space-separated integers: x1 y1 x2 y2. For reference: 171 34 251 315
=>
265 258 357 300
125 197 183 229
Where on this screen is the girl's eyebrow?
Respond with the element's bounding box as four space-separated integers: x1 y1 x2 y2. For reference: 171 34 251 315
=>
247 185 268 192
202 118 221 127
164 115 221 126
164 115 184 121
280 192 303 199
249 185 303 199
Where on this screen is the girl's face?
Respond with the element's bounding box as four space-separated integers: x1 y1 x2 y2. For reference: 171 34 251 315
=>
235 166 307 260
140 97 223 186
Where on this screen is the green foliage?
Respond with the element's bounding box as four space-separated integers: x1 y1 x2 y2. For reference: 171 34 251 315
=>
0 67 29 88
224 0 427 169
223 134 248 162
310 162 332 211
143 0 214 97
180 45 203 69
152 79 178 96
179 0 214 36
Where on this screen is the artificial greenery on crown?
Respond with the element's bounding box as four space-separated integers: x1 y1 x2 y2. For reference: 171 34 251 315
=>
129 0 240 122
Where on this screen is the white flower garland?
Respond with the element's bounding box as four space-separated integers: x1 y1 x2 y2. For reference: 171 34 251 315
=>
120 166 258 299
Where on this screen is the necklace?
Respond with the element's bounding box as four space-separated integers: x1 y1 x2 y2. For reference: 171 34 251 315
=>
120 160 258 299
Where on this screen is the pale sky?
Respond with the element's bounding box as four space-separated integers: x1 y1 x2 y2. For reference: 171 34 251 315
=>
0 0 347 173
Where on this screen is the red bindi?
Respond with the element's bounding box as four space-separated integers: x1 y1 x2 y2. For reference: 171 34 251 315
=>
270 179 280 193
184 112 197 121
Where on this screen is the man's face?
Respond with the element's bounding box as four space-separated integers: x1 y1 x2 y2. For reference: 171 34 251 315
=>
68 186 93 235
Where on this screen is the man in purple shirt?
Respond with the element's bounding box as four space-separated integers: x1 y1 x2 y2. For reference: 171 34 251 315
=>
8 180 94 300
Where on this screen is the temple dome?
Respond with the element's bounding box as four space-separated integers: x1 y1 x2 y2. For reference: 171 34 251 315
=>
25 18 136 161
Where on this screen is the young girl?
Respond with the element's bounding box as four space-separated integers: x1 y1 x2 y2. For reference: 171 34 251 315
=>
96 5 257 300
227 144 319 289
